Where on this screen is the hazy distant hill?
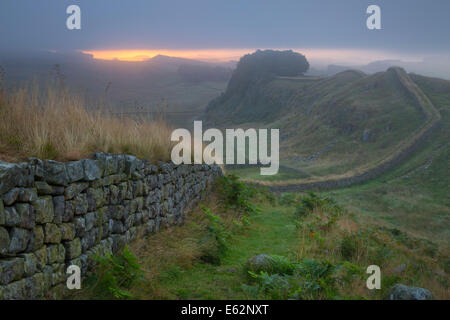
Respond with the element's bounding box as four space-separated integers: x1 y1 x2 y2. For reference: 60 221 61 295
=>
205 52 447 186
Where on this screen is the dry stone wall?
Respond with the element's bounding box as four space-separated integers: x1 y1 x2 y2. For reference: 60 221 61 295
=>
0 153 222 299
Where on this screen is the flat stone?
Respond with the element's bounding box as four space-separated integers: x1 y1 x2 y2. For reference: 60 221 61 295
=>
26 226 44 252
18 188 38 203
32 196 54 224
2 187 20 206
64 238 81 260
82 159 102 181
14 203 35 229
0 257 24 285
66 160 84 183
52 195 65 224
43 160 69 186
0 226 10 255
44 223 62 244
8 228 30 253
59 223 75 241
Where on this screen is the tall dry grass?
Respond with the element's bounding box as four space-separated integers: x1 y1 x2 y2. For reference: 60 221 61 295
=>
0 82 174 162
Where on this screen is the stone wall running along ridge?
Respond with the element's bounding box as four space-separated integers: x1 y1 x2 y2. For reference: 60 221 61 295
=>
0 153 222 299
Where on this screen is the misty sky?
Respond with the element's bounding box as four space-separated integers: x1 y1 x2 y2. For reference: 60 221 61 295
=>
1 0 450 65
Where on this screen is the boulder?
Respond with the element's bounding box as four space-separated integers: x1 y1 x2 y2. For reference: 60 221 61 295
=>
388 284 433 300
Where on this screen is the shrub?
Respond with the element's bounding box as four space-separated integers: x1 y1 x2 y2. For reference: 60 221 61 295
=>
199 206 231 264
296 192 342 218
87 246 144 299
245 254 300 277
217 174 258 214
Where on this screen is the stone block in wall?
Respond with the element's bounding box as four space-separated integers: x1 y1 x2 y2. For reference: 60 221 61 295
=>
64 238 81 260
2 187 20 206
51 263 65 286
26 226 44 252
18 253 38 277
1 278 25 300
64 182 89 200
32 196 54 224
63 200 74 223
24 272 44 299
59 223 75 241
74 194 88 215
111 220 125 234
0 200 4 226
65 160 84 183
73 217 86 237
86 187 105 211
8 228 30 253
33 246 47 270
44 223 62 244
52 195 65 225
85 211 97 232
18 188 37 203
34 181 52 196
0 162 23 195
82 159 102 181
43 160 69 186
0 226 9 255
46 244 65 264
0 257 25 285
15 203 35 229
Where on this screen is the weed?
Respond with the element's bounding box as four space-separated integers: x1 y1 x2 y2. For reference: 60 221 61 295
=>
85 246 144 300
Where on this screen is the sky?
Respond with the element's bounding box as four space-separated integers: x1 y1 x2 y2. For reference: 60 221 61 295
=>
1 0 450 65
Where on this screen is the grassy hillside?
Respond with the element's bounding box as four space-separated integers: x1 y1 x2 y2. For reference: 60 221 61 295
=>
74 177 449 300
207 67 444 188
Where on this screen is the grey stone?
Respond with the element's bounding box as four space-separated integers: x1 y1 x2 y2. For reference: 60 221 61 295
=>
388 284 433 300
4 206 20 227
2 187 20 205
2 278 25 299
0 257 24 285
64 238 81 260
32 196 54 223
47 244 66 264
74 193 88 215
34 181 53 195
8 228 30 253
86 187 104 211
52 195 65 224
19 253 38 277
33 246 47 270
82 159 101 181
0 226 10 255
26 226 44 252
0 161 22 195
59 223 75 241
44 223 62 244
43 160 69 186
64 182 89 200
15 203 35 229
0 199 4 225
18 188 38 203
73 217 86 237
66 160 84 183
63 200 75 222
24 273 44 299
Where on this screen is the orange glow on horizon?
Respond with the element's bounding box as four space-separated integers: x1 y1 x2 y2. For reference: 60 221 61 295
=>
82 49 253 62
81 48 422 65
